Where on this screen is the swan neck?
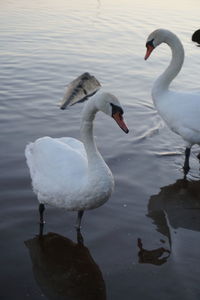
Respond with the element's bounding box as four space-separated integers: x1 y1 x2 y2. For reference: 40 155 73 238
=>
80 100 101 164
153 34 184 97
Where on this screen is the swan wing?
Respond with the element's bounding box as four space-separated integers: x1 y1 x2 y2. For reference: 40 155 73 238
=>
25 136 88 197
157 91 200 142
56 137 87 158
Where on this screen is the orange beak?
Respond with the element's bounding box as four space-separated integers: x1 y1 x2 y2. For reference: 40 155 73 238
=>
112 112 129 134
144 44 154 60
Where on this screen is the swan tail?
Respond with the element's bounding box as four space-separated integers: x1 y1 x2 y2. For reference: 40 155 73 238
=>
25 142 35 177
60 72 101 109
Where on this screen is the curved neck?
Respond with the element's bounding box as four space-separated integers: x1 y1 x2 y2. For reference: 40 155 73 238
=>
153 33 184 98
80 99 102 167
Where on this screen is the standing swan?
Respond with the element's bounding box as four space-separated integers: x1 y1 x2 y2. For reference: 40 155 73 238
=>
145 29 200 175
25 73 129 232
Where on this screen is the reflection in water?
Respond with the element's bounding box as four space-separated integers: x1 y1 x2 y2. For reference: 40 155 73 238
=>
25 232 106 300
137 238 170 266
147 179 200 249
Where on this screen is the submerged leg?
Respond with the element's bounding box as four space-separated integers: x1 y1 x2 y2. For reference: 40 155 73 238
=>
76 229 84 245
183 147 191 176
75 210 84 230
39 203 45 236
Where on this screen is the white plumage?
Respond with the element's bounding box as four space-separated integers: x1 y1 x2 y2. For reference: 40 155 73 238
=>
145 29 200 174
25 137 88 209
25 83 128 230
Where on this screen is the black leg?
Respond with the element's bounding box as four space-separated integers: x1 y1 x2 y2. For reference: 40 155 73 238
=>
183 147 191 176
75 210 84 230
76 229 84 245
39 203 45 236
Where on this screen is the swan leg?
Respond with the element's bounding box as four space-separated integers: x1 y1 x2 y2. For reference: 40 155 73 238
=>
39 203 45 236
183 147 191 175
75 210 84 230
76 229 84 245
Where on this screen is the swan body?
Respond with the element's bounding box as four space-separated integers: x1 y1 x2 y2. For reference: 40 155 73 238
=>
26 133 113 211
145 29 200 173
25 90 128 228
155 90 200 145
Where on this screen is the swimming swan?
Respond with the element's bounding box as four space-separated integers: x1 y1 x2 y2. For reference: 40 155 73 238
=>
145 29 200 175
25 73 129 231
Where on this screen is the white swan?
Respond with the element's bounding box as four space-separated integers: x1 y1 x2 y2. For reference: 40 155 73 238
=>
145 29 200 175
25 73 129 231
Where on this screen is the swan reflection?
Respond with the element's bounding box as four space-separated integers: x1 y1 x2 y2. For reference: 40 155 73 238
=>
147 178 200 247
137 238 170 266
25 232 106 300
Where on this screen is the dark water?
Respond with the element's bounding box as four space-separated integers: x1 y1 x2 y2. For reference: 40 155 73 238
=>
1 0 200 299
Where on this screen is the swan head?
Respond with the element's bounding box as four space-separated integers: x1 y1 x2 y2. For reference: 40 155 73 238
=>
144 29 172 60
95 92 129 134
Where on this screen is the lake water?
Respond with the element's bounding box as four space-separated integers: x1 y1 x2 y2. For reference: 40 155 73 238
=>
1 0 200 299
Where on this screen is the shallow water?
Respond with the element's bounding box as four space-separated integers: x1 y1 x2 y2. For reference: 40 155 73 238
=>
1 0 200 299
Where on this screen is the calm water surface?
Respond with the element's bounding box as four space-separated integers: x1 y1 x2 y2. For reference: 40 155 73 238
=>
1 0 200 299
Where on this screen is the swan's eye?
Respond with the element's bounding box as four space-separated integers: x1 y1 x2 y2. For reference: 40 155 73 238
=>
146 38 155 48
110 103 124 116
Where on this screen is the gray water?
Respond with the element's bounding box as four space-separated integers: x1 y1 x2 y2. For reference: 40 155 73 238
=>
1 0 200 299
